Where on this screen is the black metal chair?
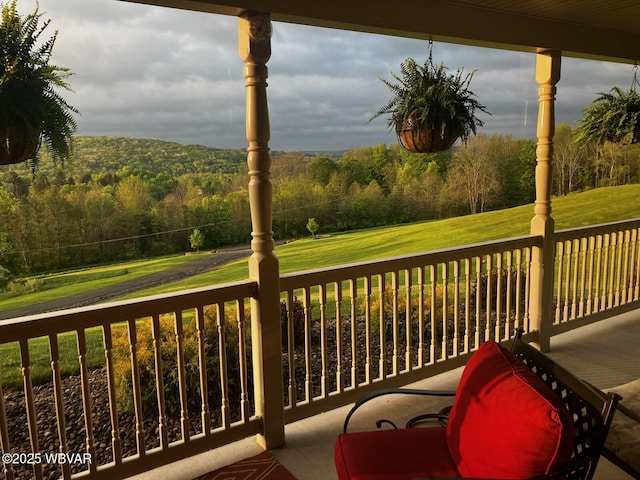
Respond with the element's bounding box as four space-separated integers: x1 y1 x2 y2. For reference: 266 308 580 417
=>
339 329 621 480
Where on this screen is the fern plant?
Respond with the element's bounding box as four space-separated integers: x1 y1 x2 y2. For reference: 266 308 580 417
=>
370 50 489 153
0 0 78 167
575 86 640 145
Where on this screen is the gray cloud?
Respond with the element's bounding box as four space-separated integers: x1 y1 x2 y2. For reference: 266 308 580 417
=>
23 0 638 150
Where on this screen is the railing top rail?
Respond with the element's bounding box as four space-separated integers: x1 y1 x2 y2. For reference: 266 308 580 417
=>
280 235 542 290
555 217 640 241
0 279 258 344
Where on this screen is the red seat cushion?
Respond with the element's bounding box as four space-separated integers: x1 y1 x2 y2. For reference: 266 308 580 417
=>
335 427 459 480
446 341 575 479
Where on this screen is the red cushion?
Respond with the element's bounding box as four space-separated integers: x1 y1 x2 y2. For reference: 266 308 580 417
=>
446 341 575 479
335 427 458 480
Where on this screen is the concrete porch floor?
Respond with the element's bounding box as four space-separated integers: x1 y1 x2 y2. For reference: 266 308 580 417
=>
132 309 640 480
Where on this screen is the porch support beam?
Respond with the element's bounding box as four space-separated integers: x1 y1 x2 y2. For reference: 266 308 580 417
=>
529 49 560 352
238 11 285 449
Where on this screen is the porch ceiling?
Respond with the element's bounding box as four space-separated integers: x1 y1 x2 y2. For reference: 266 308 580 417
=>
120 0 640 63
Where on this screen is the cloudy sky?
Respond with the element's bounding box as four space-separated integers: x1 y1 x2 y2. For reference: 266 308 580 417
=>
21 0 639 151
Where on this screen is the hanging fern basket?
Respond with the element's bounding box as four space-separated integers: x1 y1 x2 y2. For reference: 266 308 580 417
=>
0 126 41 166
370 41 489 155
395 118 460 153
576 66 640 146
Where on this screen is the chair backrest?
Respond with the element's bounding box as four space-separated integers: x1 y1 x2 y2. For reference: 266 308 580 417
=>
510 331 620 480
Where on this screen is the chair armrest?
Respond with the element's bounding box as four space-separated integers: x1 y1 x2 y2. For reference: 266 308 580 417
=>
342 387 456 433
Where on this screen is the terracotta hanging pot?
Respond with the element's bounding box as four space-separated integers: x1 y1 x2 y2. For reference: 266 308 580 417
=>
0 126 41 166
606 125 640 145
395 118 460 153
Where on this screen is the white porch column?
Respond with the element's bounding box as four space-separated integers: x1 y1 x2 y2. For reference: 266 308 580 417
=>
529 50 560 352
238 11 285 449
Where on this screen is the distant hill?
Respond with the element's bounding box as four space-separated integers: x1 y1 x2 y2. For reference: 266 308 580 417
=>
10 136 250 179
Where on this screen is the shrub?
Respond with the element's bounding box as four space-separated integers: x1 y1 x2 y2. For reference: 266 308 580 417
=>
368 287 449 344
469 266 528 310
112 305 250 418
280 297 305 350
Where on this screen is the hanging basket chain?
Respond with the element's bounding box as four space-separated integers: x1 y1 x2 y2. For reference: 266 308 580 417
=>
631 62 639 93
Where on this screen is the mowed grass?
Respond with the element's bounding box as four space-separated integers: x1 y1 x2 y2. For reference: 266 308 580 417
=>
0 253 211 312
122 184 640 297
0 184 639 389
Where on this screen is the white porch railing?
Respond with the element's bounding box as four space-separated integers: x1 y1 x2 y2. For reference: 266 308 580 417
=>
553 218 640 335
1 221 639 479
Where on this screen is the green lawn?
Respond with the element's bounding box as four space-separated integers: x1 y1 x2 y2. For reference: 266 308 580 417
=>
0 184 638 389
119 184 640 298
0 253 210 312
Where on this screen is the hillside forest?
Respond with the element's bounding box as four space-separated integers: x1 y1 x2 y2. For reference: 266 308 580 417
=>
1 125 640 277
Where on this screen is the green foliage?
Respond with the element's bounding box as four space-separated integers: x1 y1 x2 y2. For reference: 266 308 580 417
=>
0 264 10 290
1 132 639 275
368 288 449 343
306 217 319 238
112 306 249 417
281 297 305 349
189 228 205 251
576 86 640 145
370 53 489 144
0 0 78 167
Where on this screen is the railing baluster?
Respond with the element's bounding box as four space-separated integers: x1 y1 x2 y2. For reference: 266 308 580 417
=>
632 227 640 300
514 249 522 331
76 329 97 473
128 319 146 454
605 232 615 308
334 283 345 392
303 288 313 402
0 370 14 480
464 259 471 353
404 269 413 371
379 273 387 377
173 311 190 441
49 334 71 479
418 267 426 364
216 305 230 429
151 314 168 448
523 248 532 333
614 231 624 306
555 240 565 324
484 255 492 342
429 265 437 362
103 326 122 464
195 306 211 434
505 251 513 339
453 260 460 356
495 253 503 340
587 235 596 314
594 234 603 312
236 300 250 423
285 292 296 406
601 233 611 309
563 240 572 322
319 284 328 398
391 271 399 375
349 280 358 387
579 237 588 318
474 257 482 348
19 339 43 480
362 277 372 384
441 262 449 358
569 239 579 319
620 229 631 304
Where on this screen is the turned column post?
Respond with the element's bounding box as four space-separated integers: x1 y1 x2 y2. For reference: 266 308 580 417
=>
238 11 285 449
529 50 560 352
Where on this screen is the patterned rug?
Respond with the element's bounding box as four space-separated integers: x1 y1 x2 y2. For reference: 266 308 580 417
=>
192 451 297 480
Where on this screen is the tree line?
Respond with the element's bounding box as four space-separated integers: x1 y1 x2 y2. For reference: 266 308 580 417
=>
1 127 639 277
